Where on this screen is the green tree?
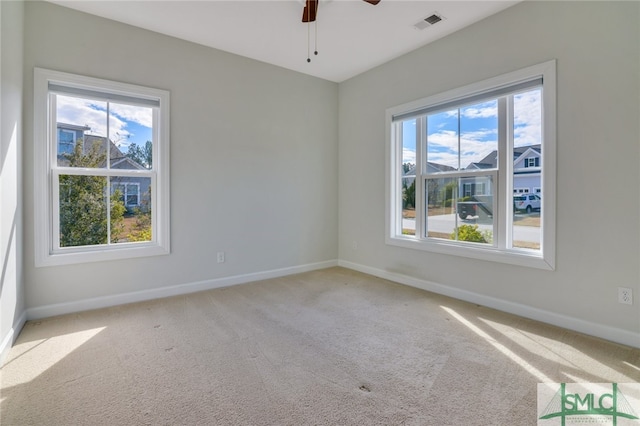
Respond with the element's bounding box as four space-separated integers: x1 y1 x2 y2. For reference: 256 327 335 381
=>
444 180 458 203
127 207 152 242
402 180 416 209
126 140 152 169
59 140 125 247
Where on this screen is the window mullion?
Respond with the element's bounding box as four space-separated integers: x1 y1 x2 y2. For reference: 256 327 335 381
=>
496 97 509 249
49 94 58 169
106 101 112 246
51 169 62 252
415 116 426 239
392 121 403 237
106 177 112 245
506 95 515 249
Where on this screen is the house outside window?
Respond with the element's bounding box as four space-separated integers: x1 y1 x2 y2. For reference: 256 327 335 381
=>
34 68 170 266
463 182 487 197
386 61 556 269
112 182 141 207
58 129 75 154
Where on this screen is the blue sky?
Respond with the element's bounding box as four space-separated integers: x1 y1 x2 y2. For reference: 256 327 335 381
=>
402 88 541 169
57 95 152 151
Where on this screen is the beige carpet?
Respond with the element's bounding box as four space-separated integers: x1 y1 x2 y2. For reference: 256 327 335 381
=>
1 267 639 425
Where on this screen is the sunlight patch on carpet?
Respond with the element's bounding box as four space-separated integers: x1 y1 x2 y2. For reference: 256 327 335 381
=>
441 306 553 383
1 327 106 387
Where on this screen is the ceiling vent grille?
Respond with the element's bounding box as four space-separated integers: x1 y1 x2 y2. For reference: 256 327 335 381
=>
414 13 444 30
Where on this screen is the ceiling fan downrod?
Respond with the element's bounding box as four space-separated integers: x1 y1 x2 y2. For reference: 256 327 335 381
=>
303 0 379 63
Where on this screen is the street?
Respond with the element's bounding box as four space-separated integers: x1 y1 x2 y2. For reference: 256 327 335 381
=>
402 213 540 245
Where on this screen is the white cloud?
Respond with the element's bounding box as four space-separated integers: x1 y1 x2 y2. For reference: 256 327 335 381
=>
514 89 542 147
444 102 497 120
402 147 416 164
461 104 497 119
110 103 153 129
56 95 151 147
427 129 497 169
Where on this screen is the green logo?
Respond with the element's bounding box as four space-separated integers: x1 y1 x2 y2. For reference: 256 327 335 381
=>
539 383 639 425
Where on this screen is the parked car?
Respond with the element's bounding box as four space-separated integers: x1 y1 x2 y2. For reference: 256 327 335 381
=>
457 195 493 220
514 194 541 213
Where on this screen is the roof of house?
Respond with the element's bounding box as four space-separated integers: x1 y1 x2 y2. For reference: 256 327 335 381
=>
466 144 541 169
401 144 541 177
402 162 456 179
58 122 91 132
57 123 144 170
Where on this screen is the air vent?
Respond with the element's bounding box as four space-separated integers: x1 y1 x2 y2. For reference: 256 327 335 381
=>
414 13 444 30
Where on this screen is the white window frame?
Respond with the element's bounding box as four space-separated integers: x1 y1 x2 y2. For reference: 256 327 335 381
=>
112 182 141 207
34 68 170 267
463 181 487 197
126 183 140 207
385 60 556 270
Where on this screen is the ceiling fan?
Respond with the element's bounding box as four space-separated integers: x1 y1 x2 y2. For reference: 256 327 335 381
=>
302 0 381 23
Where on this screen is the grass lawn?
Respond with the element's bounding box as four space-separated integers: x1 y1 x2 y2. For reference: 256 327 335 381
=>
113 215 151 242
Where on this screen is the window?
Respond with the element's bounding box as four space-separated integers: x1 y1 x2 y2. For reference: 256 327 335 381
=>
58 129 75 154
34 68 170 266
112 182 141 207
386 61 556 269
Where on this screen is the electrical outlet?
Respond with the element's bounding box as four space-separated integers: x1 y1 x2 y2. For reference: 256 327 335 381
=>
352 241 358 250
217 252 225 263
618 287 633 305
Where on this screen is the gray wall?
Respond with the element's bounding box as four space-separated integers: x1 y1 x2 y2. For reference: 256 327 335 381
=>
22 2 339 309
1 0 25 363
7 1 639 350
338 1 639 336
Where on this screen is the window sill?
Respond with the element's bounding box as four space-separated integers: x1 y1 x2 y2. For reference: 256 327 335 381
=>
386 235 554 270
36 243 169 267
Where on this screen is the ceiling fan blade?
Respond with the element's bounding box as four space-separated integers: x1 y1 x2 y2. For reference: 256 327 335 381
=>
362 0 381 5
302 0 318 23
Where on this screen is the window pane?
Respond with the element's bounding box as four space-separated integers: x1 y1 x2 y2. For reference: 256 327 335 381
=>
425 177 458 239
58 129 74 155
110 102 153 170
59 174 108 247
512 89 542 250
110 177 152 243
56 95 107 168
427 110 459 169
426 175 494 245
454 175 494 245
401 119 417 235
459 100 498 171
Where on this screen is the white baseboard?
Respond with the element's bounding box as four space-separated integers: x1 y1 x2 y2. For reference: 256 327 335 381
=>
339 260 640 349
26 260 338 321
1 310 27 367
16 258 640 350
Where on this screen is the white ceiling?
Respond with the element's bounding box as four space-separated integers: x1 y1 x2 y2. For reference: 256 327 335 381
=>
47 0 520 83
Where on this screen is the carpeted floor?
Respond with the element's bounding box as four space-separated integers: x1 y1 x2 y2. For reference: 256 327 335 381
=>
1 267 639 425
